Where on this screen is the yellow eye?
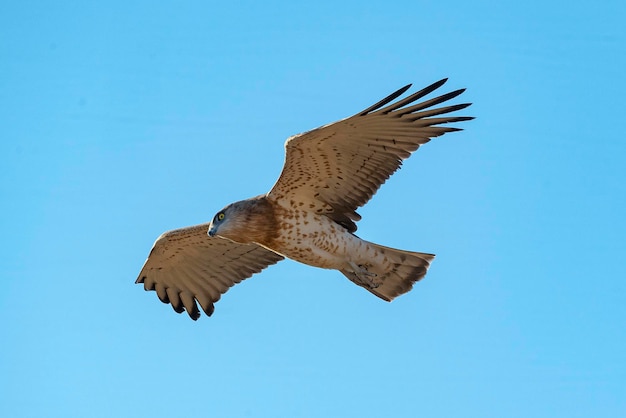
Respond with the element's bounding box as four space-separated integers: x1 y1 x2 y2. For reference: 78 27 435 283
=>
217 212 225 221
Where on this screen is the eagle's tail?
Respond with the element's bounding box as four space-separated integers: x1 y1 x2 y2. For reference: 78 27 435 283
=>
340 243 435 301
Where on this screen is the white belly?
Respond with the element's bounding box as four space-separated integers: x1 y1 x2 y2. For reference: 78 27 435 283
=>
266 207 376 270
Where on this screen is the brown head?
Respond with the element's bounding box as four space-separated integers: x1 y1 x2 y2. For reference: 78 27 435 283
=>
208 195 277 245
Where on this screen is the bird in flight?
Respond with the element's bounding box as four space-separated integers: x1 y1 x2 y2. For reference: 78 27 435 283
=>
136 79 473 320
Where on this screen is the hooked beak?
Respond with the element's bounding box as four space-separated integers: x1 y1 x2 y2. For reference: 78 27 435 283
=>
208 224 217 237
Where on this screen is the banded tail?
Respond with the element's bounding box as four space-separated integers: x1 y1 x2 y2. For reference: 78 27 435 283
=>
340 243 435 301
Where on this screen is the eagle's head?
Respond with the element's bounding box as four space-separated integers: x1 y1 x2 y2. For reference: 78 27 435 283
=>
208 196 275 245
208 202 238 239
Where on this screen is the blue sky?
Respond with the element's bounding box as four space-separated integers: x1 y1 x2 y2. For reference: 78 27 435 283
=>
1 1 625 417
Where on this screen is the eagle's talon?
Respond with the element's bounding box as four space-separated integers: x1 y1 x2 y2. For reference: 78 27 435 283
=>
350 262 382 288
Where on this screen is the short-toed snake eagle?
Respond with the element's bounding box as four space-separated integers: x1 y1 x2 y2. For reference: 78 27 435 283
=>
137 79 473 319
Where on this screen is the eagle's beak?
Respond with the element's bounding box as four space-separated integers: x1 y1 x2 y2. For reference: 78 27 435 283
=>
208 224 217 237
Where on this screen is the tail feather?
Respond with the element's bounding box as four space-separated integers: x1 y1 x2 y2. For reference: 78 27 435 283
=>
340 243 434 301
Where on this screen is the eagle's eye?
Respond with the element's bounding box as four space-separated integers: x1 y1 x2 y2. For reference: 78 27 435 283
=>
217 212 225 221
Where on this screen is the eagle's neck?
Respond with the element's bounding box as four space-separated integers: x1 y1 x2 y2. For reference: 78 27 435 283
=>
221 195 279 246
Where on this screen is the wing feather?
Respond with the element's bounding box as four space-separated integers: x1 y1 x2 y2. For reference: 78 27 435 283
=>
268 79 473 232
136 223 284 320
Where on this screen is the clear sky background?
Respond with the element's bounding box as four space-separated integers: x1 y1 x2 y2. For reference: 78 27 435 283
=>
1 1 625 417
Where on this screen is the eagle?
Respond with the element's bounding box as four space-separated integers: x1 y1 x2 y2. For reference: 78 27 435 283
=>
136 79 473 320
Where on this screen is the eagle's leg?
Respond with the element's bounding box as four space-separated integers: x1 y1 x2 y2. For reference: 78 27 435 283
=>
348 261 383 289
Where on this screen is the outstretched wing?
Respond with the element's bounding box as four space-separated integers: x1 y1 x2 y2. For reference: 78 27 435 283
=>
268 79 473 232
136 223 284 320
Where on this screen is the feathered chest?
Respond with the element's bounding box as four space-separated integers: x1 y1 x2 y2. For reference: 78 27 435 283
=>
262 203 357 269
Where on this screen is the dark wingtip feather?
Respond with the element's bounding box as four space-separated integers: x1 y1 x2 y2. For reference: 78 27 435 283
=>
448 116 475 123
358 84 413 116
453 102 472 111
202 303 215 317
431 77 449 90
157 292 169 304
413 78 449 99
376 79 454 115
187 307 200 321
440 88 466 102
